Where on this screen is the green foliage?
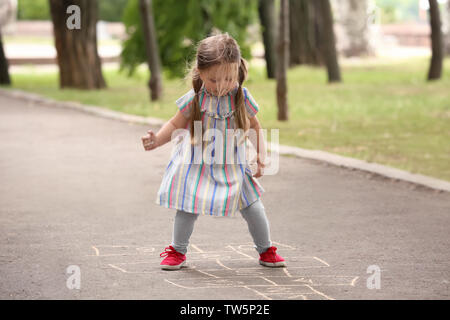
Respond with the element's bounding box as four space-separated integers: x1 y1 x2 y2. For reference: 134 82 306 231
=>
120 0 258 79
17 0 50 20
98 0 129 22
17 0 127 21
375 0 420 23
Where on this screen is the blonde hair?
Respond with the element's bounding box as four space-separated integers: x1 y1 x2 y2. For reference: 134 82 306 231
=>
185 32 250 142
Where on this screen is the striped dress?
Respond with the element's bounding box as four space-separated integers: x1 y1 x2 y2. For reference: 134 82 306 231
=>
155 85 265 217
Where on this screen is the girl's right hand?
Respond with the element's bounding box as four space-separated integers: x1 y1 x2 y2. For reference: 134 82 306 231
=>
142 129 159 151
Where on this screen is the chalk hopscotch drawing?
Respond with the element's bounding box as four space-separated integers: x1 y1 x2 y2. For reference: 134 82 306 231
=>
89 242 359 300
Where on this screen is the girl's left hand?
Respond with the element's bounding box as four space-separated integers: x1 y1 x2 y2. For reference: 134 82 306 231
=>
142 129 159 151
253 159 265 178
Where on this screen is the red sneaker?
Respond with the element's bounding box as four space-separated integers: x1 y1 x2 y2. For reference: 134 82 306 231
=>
259 246 286 267
160 246 186 270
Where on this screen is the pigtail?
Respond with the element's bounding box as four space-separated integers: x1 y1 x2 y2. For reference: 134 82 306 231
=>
234 57 249 132
190 68 203 145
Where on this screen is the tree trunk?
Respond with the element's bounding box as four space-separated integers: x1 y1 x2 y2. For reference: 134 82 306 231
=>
317 0 341 83
276 0 289 121
289 0 323 66
0 29 10 85
445 0 450 55
427 0 443 81
332 0 373 57
49 0 106 89
258 0 276 79
139 0 163 101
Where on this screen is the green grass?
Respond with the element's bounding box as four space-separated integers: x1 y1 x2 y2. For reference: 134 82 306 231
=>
3 57 450 181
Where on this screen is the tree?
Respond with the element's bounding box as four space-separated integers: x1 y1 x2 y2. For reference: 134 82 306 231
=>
120 0 257 78
289 0 323 66
317 0 341 83
0 0 14 85
332 0 375 57
258 0 276 79
444 0 450 55
276 0 289 121
49 0 106 89
427 0 443 81
139 0 162 100
0 30 10 85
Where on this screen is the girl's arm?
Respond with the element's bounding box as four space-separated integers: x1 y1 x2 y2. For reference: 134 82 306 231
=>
142 111 189 151
249 115 267 177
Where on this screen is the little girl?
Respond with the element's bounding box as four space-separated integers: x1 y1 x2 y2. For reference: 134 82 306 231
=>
142 33 285 270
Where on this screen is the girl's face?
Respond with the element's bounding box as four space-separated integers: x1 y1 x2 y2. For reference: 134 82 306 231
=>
199 63 238 97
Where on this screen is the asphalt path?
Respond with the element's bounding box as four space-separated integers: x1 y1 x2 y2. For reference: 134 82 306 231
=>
1 94 449 300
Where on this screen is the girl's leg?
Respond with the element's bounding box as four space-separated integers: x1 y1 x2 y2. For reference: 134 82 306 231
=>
240 198 272 254
171 210 199 255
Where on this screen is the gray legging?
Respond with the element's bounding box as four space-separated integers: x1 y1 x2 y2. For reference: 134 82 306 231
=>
171 198 272 255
